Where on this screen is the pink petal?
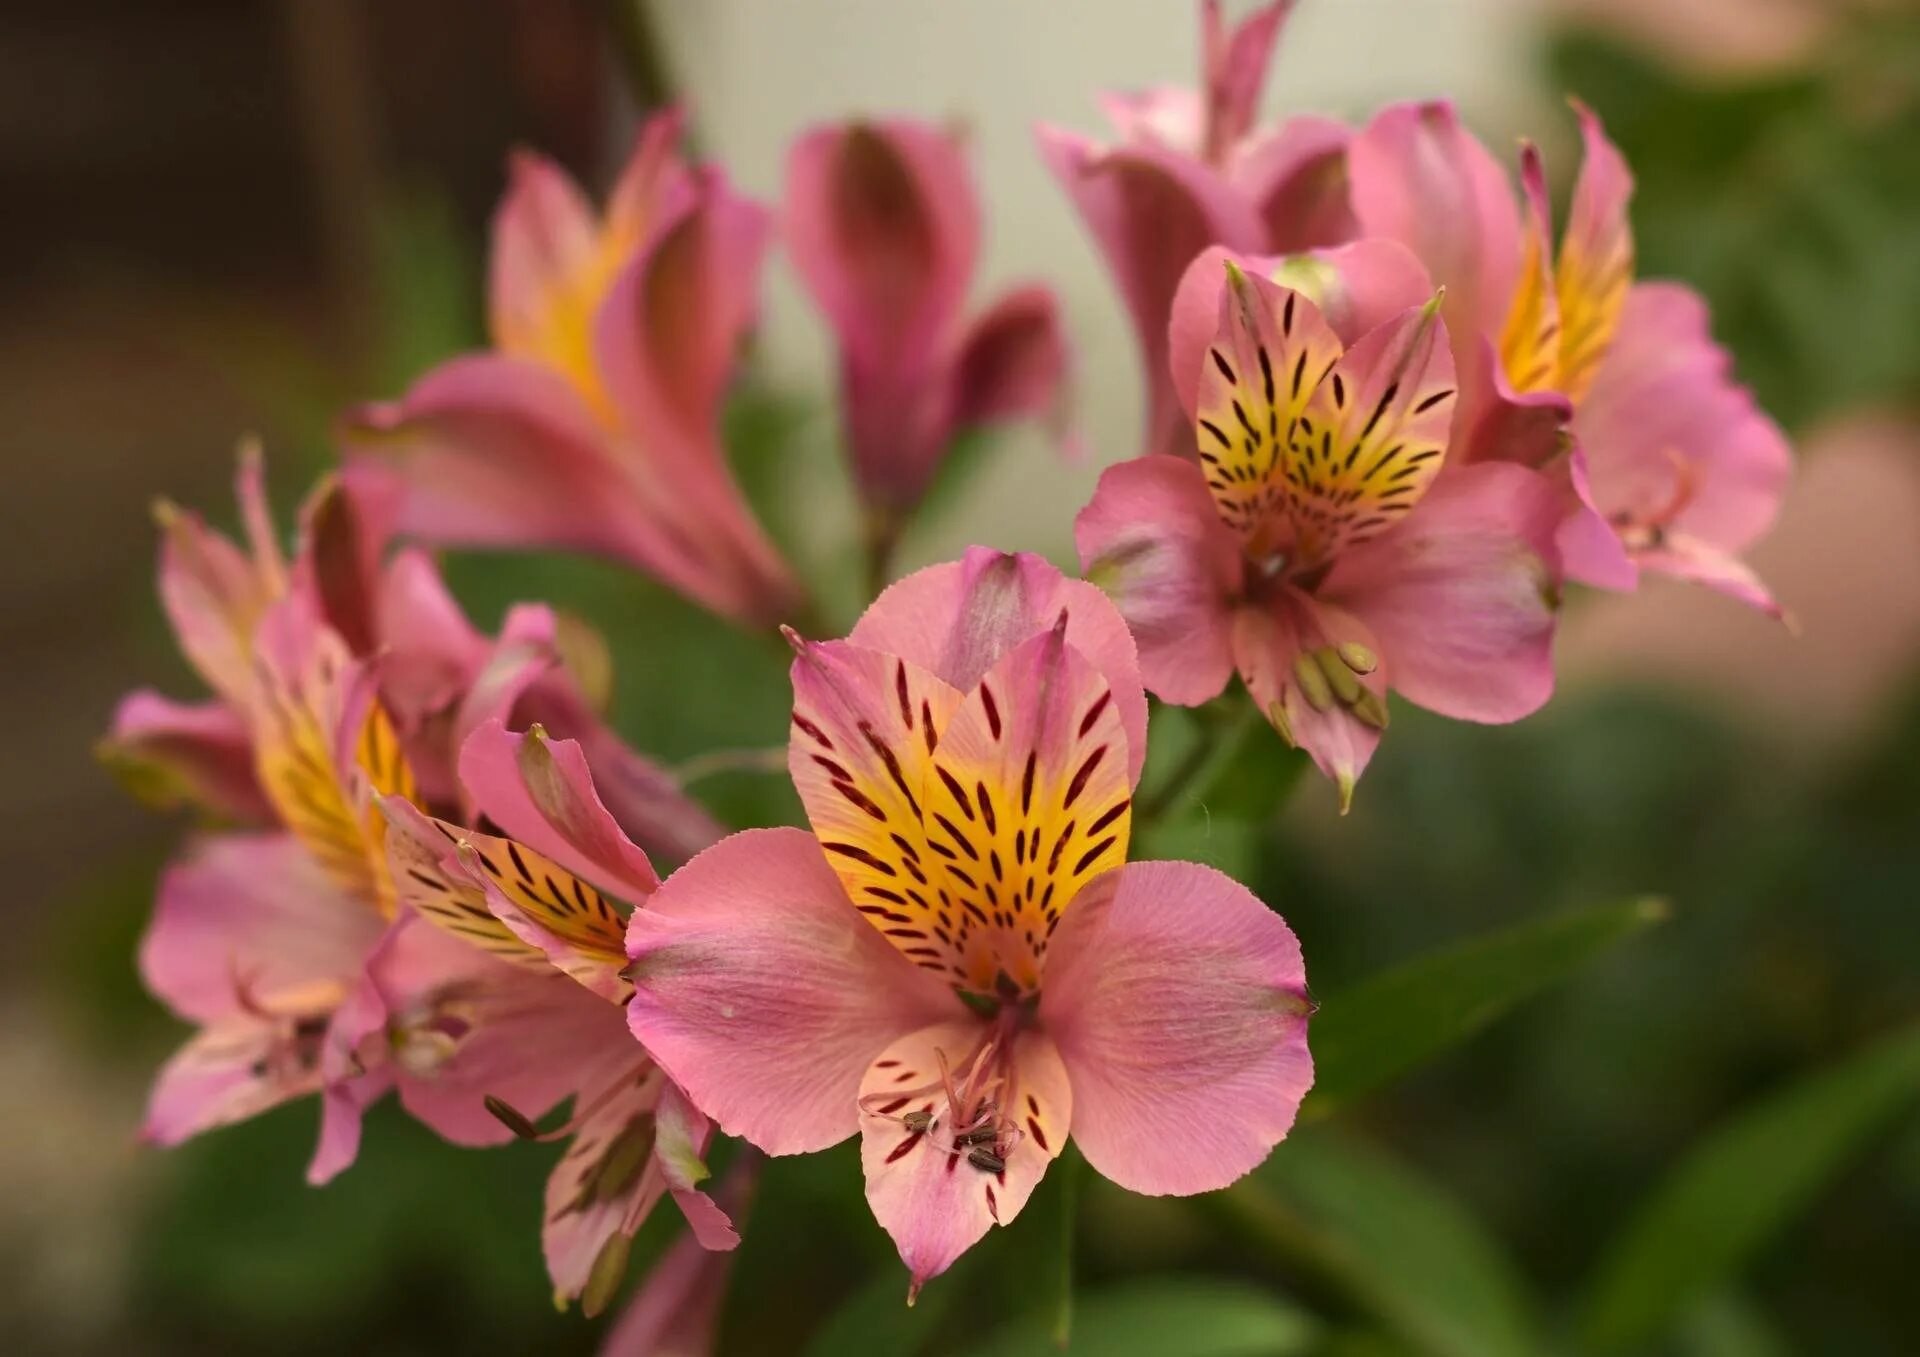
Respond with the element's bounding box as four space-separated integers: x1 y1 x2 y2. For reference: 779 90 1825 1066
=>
1166 241 1433 423
1575 281 1791 555
1075 456 1242 707
1636 531 1786 619
1555 440 1639 591
458 719 660 903
1038 860 1312 1195
488 148 604 355
1324 460 1562 723
1037 125 1266 459
140 832 379 1026
850 549 1150 783
99 692 272 823
1232 591 1386 809
144 1020 323 1149
592 173 804 621
943 283 1073 446
785 119 979 373
859 1022 1069 1294
1200 0 1296 159
154 470 282 711
1452 331 1573 469
1348 100 1520 399
1553 101 1636 402
369 914 633 1146
625 828 959 1156
292 474 385 659
1229 114 1359 252
543 1063 674 1305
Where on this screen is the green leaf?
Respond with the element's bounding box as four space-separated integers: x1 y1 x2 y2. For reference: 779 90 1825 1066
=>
1220 1132 1538 1357
964 1277 1319 1357
1576 1021 1920 1354
1305 897 1667 1116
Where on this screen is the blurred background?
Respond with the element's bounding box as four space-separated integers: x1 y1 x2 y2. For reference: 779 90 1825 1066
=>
5 1 1917 1353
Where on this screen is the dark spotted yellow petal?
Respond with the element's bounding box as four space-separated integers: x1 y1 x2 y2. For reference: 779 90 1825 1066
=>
1286 293 1456 566
786 633 963 972
1195 260 1343 543
922 622 1132 996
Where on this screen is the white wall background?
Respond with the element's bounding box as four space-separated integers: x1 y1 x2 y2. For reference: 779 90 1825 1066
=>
649 0 1555 567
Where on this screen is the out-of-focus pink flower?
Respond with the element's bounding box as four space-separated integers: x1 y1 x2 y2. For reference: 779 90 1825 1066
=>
101 449 720 865
787 119 1073 522
368 721 737 1310
626 555 1312 1296
1080 251 1562 807
342 111 803 628
1346 100 1791 613
138 592 415 1179
1039 1 1357 459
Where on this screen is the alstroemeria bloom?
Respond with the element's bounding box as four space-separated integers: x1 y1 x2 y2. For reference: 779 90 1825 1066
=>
342 111 802 627
626 553 1313 1294
786 119 1072 524
139 593 415 1176
368 720 737 1308
1079 253 1562 806
102 450 719 865
1347 100 1791 612
1038 0 1356 459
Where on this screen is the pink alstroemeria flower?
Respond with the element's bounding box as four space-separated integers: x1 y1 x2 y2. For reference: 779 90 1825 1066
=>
366 720 737 1310
1079 252 1563 806
626 553 1313 1295
102 449 719 865
138 591 416 1176
342 111 803 628
787 119 1073 525
1039 1 1357 459
1347 100 1791 612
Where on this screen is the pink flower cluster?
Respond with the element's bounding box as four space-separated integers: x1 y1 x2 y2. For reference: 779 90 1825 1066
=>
103 0 1790 1340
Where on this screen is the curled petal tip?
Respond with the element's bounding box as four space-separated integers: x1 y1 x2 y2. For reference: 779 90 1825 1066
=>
150 497 182 530
1336 772 1356 816
778 623 810 654
525 721 550 741
1423 286 1447 316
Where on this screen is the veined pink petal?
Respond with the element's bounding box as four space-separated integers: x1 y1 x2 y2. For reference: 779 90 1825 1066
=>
859 1022 1069 1294
140 833 379 1027
1348 100 1520 399
98 691 272 823
1037 126 1266 459
1166 241 1433 424
1076 456 1242 707
850 549 1150 782
458 719 660 903
1325 460 1561 723
307 963 393 1186
1232 591 1386 809
1230 114 1358 252
785 119 979 373
1040 860 1311 1194
625 828 960 1156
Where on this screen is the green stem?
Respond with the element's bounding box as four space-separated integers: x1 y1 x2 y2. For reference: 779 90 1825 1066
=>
1134 704 1262 829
